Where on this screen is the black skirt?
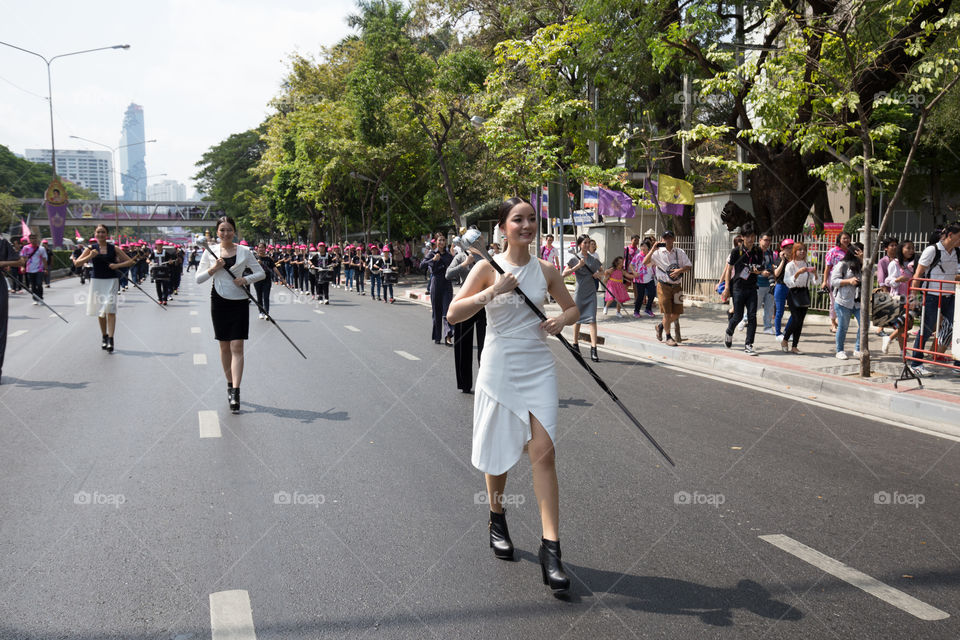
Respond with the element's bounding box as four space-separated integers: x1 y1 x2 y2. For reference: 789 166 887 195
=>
211 288 250 341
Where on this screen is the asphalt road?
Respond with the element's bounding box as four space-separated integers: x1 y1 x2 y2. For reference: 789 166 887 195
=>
1 273 959 639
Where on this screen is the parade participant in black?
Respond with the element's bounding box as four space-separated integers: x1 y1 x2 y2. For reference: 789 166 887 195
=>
314 242 332 304
331 244 342 288
70 242 85 282
355 246 367 295
446 243 487 392
74 224 137 353
9 237 23 293
196 216 266 414
41 239 52 287
254 242 275 319
171 245 185 295
447 198 579 594
368 245 384 301
299 245 310 293
422 233 455 344
381 244 397 303
150 241 173 305
0 237 26 383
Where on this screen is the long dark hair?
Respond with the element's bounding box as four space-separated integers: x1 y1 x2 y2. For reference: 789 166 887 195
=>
496 196 528 251
895 240 917 269
216 215 237 233
842 241 863 275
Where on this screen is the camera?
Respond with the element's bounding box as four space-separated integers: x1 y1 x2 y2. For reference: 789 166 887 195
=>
656 242 666 248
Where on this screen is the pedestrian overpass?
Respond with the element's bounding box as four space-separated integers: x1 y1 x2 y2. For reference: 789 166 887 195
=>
19 198 224 228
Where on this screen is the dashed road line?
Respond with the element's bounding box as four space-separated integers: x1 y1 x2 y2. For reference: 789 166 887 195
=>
190 310 198 316
394 350 420 361
9 330 28 338
193 354 208 365
198 411 221 438
209 589 257 639
191 327 202 334
314 309 324 315
344 325 360 332
759 534 949 620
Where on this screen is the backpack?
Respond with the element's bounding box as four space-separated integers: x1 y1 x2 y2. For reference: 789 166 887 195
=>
928 245 958 275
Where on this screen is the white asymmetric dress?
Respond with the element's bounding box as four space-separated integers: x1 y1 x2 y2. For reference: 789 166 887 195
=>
472 254 558 475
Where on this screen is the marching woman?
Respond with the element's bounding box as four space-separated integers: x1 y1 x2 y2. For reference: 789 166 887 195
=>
562 235 603 362
422 233 454 344
315 242 332 304
254 242 275 320
381 244 397 303
447 197 579 594
74 224 137 353
196 216 265 414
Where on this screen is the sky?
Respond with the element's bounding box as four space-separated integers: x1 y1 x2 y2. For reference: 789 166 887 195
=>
0 0 357 198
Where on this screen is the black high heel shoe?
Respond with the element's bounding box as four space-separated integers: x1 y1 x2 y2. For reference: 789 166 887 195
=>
227 382 233 404
101 334 109 350
539 538 570 594
106 336 114 353
489 510 514 560
590 346 600 362
571 343 580 355
229 387 240 414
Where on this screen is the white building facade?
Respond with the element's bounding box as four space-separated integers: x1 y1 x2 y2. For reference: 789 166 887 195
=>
24 148 114 200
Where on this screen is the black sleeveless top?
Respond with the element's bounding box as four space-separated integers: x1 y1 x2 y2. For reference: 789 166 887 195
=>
91 243 118 279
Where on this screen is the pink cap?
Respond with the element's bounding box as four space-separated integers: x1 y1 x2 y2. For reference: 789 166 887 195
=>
318 242 326 247
780 238 795 248
239 240 249 246
382 245 390 252
331 244 340 249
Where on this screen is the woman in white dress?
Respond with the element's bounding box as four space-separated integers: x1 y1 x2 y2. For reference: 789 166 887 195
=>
447 197 579 594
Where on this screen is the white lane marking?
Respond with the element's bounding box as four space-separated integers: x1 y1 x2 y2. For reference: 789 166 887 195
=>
190 310 198 316
191 327 202 334
49 313 57 318
193 354 208 365
344 325 360 332
314 309 324 315
209 589 257 639
199 411 221 439
394 350 420 361
9 330 28 338
759 534 949 620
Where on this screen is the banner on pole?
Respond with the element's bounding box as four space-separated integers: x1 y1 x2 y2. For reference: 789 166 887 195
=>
45 178 69 247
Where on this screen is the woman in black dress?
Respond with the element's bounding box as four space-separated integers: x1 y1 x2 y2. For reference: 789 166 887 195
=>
421 233 455 344
196 216 265 413
74 224 137 352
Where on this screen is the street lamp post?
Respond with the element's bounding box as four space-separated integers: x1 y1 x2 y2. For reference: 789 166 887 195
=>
69 136 156 239
0 41 129 178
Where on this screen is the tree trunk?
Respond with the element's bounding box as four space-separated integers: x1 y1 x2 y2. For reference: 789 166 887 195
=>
748 146 826 234
859 145 874 377
435 146 461 230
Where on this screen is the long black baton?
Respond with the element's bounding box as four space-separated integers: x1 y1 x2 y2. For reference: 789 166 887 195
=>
122 269 167 310
5 271 69 323
201 243 307 359
461 229 674 467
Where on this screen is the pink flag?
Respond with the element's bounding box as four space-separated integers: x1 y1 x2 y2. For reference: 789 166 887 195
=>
75 229 83 241
20 219 31 240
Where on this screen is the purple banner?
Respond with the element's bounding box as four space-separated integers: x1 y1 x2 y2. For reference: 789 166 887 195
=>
598 187 636 218
644 179 685 216
46 203 68 247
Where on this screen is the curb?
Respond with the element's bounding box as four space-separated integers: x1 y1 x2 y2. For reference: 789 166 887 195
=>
564 325 960 436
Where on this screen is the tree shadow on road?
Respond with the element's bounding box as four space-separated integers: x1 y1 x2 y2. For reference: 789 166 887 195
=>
516 550 802 626
0 377 90 391
242 402 349 423
558 397 594 409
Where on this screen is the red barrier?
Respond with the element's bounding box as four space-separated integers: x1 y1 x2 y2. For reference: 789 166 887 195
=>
896 277 958 388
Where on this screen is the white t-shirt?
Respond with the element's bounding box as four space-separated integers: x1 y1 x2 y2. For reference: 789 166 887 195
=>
918 242 957 295
648 245 692 284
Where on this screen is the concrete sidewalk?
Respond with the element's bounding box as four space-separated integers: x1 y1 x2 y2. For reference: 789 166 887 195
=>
393 277 960 434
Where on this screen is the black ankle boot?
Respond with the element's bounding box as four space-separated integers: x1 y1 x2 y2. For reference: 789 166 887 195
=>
539 538 570 594
590 346 599 362
571 343 581 355
101 334 109 350
489 510 514 560
227 382 233 403
230 387 240 414
106 336 114 353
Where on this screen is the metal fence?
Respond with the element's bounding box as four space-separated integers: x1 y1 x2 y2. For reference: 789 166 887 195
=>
673 230 933 313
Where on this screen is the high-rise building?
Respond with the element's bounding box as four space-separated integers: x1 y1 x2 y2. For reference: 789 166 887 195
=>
24 148 114 199
147 179 187 201
119 103 146 200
